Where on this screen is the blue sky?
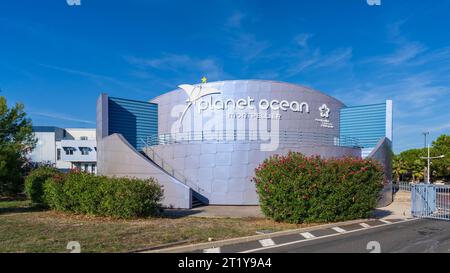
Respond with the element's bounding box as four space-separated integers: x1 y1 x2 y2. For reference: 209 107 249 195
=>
1 0 449 153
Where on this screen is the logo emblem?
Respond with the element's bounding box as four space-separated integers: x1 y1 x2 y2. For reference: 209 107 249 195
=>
178 81 221 123
319 104 330 118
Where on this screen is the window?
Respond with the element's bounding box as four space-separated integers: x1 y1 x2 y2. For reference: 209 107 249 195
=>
80 136 88 140
57 148 61 160
64 148 74 155
80 147 90 155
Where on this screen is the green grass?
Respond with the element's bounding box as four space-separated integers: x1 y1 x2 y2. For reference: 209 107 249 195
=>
0 200 309 253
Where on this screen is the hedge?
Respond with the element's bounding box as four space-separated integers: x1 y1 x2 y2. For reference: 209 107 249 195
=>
24 167 61 206
253 152 384 223
43 171 164 219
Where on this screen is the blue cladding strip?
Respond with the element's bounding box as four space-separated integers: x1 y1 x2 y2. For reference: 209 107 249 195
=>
340 103 387 148
108 97 158 150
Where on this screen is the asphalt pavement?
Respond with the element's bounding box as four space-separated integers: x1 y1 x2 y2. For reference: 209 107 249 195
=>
246 219 450 253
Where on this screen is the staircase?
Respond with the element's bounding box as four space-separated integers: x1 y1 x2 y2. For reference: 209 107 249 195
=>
140 142 208 209
192 195 205 208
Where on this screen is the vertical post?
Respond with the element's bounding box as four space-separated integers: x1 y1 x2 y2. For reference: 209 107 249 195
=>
423 132 429 183
427 144 431 184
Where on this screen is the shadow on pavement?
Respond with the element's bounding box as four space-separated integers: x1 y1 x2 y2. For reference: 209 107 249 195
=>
160 209 203 219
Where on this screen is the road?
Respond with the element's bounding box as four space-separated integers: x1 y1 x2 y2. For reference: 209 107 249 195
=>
247 219 450 253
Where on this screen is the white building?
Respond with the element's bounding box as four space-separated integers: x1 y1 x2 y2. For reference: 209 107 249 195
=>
30 127 97 174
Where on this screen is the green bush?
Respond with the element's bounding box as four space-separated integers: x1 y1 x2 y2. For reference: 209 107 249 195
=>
253 152 384 223
24 167 61 205
43 171 163 218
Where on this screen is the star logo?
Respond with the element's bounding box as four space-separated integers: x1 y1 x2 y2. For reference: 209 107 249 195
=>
319 104 330 118
201 76 208 84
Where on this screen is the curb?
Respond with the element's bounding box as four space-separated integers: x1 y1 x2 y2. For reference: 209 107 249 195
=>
141 218 370 253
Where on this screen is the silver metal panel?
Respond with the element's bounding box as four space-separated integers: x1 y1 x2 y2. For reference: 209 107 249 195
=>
100 80 368 206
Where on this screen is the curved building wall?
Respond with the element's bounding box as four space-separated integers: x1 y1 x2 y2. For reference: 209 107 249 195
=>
151 142 361 205
148 80 361 205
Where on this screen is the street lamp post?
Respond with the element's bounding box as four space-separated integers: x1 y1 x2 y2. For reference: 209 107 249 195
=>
422 132 429 149
420 141 445 184
422 132 429 181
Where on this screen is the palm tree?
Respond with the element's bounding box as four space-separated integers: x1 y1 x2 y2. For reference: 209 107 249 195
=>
412 159 425 182
393 156 407 182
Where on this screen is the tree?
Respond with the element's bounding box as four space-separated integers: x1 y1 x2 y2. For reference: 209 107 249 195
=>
0 96 36 196
392 155 407 182
397 148 426 182
431 134 450 181
412 159 425 182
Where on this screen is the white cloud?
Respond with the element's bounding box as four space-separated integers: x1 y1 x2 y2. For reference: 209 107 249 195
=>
226 11 246 29
286 47 353 76
229 33 270 62
31 112 95 125
374 42 426 65
39 63 148 95
294 33 313 48
126 53 230 81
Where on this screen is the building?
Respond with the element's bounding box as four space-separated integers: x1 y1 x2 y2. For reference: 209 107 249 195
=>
30 127 97 173
96 80 393 209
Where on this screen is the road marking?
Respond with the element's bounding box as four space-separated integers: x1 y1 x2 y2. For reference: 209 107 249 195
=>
300 232 316 239
332 227 347 233
203 247 221 253
379 219 392 224
360 223 371 228
259 239 276 247
240 218 419 253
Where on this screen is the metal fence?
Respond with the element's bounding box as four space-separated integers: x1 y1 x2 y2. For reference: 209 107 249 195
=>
143 130 362 148
393 182 412 192
411 184 450 221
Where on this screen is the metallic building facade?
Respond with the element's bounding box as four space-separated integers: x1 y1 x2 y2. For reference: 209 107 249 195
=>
97 80 393 208
108 97 158 151
340 101 393 158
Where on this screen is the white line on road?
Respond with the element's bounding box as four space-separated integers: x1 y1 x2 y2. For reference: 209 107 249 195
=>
379 219 392 224
240 219 419 253
300 232 316 239
332 227 347 233
360 223 371 228
259 239 276 247
203 247 221 253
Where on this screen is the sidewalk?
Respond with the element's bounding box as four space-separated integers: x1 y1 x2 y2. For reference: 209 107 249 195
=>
373 191 412 219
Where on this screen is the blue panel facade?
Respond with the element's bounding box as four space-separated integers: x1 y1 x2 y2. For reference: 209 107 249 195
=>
340 103 387 148
108 97 158 151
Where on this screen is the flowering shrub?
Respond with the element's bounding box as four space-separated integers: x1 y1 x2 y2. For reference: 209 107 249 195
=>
43 170 163 219
25 167 61 206
253 152 384 223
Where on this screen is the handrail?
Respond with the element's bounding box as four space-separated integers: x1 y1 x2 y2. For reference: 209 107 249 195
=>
140 139 205 194
143 130 362 148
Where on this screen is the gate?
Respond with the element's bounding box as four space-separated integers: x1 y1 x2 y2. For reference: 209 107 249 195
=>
412 184 450 220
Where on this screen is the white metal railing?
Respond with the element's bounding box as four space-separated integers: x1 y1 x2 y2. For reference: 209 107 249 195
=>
412 184 450 221
142 130 362 148
394 182 413 192
140 141 204 194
